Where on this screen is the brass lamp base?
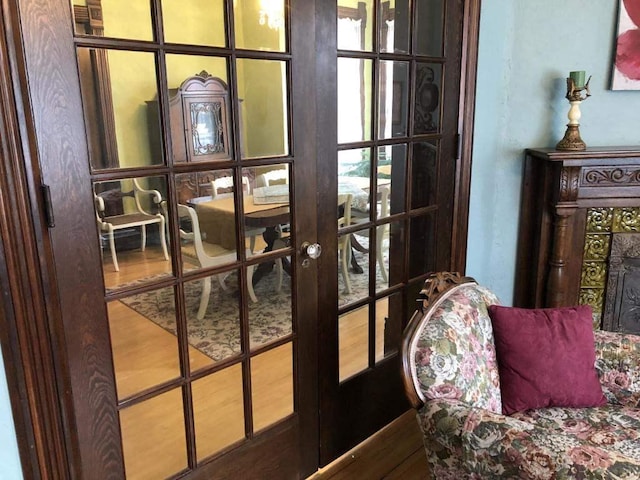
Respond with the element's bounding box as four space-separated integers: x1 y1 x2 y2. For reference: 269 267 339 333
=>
556 125 586 151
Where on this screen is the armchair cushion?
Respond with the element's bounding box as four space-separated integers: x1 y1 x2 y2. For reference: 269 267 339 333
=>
488 305 606 414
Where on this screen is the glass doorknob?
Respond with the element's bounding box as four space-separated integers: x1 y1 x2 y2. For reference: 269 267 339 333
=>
301 242 322 260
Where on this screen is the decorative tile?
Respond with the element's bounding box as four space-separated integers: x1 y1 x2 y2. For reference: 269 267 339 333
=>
583 234 611 261
579 287 604 312
582 207 640 330
586 208 614 233
612 207 640 233
580 261 608 288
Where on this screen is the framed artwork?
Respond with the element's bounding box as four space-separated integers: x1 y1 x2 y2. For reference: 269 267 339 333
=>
612 0 640 90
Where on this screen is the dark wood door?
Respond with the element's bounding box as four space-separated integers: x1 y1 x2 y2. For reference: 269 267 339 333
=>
14 0 319 478
316 0 474 462
2 0 478 477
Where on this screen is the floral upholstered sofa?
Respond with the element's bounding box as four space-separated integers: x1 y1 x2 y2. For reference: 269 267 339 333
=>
401 272 640 479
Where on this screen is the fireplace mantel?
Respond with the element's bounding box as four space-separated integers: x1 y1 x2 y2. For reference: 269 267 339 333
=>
515 147 640 329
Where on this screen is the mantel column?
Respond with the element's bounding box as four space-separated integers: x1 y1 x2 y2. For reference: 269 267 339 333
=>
546 206 577 306
546 166 580 306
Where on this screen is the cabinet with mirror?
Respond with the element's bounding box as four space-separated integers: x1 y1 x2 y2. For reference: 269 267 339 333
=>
147 71 238 202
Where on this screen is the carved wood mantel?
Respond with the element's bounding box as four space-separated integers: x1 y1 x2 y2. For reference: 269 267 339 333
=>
515 147 640 310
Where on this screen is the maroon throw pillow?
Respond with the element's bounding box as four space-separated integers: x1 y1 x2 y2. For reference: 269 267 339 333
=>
488 305 606 415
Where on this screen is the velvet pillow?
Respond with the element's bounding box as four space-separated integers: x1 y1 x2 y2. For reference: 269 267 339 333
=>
488 305 606 415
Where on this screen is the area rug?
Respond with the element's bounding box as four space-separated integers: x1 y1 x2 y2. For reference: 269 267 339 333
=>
120 268 293 362
119 238 387 362
339 234 390 307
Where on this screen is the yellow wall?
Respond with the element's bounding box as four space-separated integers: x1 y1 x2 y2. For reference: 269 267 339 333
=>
162 0 226 47
102 0 153 41
90 0 287 168
106 50 156 168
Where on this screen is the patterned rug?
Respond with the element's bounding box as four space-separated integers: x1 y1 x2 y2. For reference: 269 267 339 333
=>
119 237 386 362
120 268 293 363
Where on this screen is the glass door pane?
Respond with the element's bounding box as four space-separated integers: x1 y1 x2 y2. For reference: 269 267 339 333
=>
69 0 307 476
326 0 466 462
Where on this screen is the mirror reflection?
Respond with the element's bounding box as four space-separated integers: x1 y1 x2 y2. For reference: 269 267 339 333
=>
192 366 245 460
414 63 442 134
375 293 402 363
108 287 179 400
375 297 388 363
157 66 232 164
415 0 445 57
378 61 409 139
120 387 187 479
411 141 438 209
409 213 436 278
252 343 294 431
237 59 289 159
338 57 373 143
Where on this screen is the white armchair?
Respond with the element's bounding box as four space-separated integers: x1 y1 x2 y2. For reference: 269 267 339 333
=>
94 178 169 272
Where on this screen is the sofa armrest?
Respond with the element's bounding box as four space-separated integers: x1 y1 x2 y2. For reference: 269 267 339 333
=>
594 330 640 408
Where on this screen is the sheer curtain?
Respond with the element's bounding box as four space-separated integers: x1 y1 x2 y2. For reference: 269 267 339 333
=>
337 17 363 157
383 20 395 139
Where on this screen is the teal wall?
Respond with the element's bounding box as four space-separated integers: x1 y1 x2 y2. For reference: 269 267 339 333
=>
0 345 22 480
467 0 640 304
3 1 640 476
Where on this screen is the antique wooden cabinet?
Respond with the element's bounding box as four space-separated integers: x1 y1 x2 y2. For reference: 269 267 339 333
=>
147 71 233 202
515 147 640 330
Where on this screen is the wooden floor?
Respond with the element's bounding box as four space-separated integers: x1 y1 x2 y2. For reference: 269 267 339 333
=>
104 247 427 479
307 411 429 480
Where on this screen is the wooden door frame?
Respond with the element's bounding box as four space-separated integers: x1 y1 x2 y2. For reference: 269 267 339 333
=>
1 0 128 476
0 0 481 477
452 0 482 273
0 0 78 478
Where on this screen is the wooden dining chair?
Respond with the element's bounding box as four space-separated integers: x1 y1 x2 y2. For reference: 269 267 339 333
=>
178 204 257 320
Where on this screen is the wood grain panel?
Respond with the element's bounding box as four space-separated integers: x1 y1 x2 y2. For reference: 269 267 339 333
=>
17 0 124 477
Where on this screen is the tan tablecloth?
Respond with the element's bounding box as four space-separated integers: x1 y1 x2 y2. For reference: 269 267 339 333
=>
195 196 288 250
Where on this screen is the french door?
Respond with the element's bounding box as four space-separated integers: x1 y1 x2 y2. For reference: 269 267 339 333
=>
1 0 478 477
317 0 471 462
15 0 319 478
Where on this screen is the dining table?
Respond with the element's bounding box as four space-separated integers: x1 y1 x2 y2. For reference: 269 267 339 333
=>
193 195 289 251
193 194 291 285
190 180 379 283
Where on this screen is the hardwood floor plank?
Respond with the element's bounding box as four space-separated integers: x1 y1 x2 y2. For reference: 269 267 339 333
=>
306 410 426 480
383 448 429 480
